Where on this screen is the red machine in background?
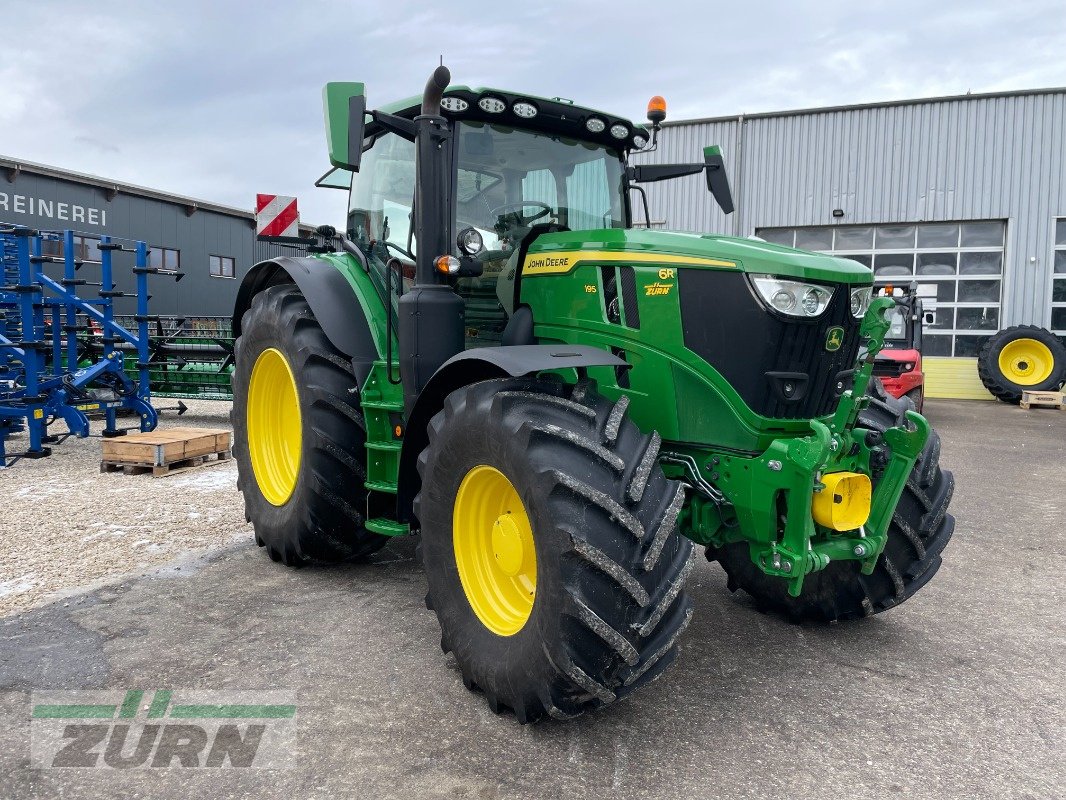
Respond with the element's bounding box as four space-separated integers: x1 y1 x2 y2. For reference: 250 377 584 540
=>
873 284 929 411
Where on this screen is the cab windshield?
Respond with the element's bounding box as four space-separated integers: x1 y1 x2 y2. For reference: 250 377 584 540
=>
885 305 908 341
347 122 626 260
455 121 627 252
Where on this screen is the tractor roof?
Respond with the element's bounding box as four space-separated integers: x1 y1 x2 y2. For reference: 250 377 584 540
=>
369 85 649 154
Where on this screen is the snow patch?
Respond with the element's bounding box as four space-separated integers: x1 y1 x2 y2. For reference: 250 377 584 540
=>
169 467 237 493
0 573 37 599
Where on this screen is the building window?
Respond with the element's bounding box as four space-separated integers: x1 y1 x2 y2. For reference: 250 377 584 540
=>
1053 219 1066 336
755 221 1006 357
40 235 101 263
150 246 180 272
210 255 235 279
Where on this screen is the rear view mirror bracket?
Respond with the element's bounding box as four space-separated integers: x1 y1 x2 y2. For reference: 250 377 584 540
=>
626 148 735 216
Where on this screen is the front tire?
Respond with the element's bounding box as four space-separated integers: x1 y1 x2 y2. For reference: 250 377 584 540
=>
232 284 387 565
708 381 955 622
416 378 694 722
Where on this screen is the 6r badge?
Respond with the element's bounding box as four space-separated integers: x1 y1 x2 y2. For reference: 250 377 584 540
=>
825 326 844 352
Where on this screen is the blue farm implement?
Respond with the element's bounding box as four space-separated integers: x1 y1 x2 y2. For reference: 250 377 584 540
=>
0 225 178 466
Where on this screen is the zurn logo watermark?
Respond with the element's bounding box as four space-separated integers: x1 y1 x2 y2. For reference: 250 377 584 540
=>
30 690 296 769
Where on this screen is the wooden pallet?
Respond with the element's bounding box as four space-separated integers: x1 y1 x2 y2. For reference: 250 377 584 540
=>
1019 390 1065 410
100 427 232 477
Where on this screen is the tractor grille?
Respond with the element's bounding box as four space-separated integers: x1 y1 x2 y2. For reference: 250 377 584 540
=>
678 269 862 419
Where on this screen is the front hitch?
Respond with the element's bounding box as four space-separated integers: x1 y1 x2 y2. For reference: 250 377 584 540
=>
691 296 930 596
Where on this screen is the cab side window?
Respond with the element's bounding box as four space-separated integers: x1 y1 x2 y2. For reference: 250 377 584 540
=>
348 133 417 298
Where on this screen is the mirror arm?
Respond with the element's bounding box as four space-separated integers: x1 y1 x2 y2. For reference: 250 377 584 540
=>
626 163 706 183
370 110 417 142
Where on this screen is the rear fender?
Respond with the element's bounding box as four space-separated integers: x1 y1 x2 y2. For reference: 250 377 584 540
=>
232 255 381 385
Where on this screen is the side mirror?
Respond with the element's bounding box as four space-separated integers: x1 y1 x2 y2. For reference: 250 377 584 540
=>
323 82 366 170
703 145 734 215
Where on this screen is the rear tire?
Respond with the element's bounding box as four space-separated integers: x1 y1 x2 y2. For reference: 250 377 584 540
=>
977 325 1066 404
232 284 387 565
708 381 955 622
416 378 694 722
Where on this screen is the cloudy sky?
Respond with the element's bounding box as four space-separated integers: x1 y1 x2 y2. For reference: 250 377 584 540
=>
2 0 1064 224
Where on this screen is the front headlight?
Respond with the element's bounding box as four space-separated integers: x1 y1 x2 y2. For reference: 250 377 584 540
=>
751 275 834 318
850 286 872 318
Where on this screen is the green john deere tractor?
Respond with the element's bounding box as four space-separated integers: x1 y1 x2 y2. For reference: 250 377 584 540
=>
231 66 955 722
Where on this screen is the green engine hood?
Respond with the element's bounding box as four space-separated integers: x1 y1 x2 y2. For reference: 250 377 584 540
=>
529 228 873 285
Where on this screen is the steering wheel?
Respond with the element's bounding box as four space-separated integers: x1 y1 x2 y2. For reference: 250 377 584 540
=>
490 201 554 227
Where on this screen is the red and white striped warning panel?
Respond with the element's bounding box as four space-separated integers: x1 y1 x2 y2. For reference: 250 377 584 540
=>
255 194 300 238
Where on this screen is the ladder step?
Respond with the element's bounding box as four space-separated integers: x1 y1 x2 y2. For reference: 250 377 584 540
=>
364 518 409 536
362 400 403 411
364 480 397 493
365 441 402 452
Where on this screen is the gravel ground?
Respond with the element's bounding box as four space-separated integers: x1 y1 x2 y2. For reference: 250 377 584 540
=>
0 399 249 616
0 399 1061 799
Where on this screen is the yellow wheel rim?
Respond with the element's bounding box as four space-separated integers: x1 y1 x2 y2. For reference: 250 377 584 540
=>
998 338 1054 386
247 348 302 506
453 465 536 636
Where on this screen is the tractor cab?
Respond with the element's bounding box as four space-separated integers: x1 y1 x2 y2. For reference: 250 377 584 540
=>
325 88 645 350
318 83 739 360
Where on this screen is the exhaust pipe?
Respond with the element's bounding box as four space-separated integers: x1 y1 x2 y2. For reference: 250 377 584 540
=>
421 65 451 116
398 65 465 414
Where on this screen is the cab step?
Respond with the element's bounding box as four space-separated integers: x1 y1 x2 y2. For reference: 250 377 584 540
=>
362 399 404 411
365 441 402 452
364 517 409 536
364 480 398 493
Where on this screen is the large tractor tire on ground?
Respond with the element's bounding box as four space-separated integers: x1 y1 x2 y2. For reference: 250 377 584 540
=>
231 283 387 565
415 378 694 722
707 381 954 622
977 325 1066 404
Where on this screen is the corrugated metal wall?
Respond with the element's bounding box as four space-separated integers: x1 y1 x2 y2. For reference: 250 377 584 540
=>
634 90 1066 330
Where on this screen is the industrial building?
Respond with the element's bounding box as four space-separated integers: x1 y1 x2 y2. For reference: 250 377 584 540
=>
0 155 310 317
636 87 1066 399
